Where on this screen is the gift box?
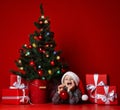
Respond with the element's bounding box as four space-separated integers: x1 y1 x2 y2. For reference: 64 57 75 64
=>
2 88 29 104
96 86 118 104
10 74 27 89
86 73 107 103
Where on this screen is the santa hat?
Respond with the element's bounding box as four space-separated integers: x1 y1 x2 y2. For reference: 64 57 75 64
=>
61 71 88 101
61 71 80 86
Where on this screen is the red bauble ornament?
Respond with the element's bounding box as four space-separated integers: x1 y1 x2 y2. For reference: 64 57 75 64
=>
50 61 55 66
38 35 42 40
38 70 43 76
29 61 35 66
39 20 43 24
28 45 32 49
60 90 69 100
38 48 43 53
45 44 49 48
42 50 46 54
23 44 28 48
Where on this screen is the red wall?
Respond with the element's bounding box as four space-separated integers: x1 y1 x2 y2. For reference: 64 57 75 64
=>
0 0 120 102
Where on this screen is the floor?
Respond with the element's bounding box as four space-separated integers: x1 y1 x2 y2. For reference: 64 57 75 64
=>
0 103 120 110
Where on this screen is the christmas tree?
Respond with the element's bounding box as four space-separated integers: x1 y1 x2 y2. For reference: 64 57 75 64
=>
11 4 68 81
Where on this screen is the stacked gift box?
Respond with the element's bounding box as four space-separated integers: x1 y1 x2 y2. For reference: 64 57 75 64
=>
1 74 29 104
86 73 118 105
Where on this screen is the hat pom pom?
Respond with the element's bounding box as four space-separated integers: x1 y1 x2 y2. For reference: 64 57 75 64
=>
82 94 88 101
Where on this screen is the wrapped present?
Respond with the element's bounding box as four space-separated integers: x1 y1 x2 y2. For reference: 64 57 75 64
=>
96 86 118 104
2 88 29 104
10 74 27 89
86 74 107 103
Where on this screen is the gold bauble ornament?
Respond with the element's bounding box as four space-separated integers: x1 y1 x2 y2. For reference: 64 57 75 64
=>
50 44 53 47
56 56 60 60
34 36 37 39
48 70 52 75
41 15 45 19
32 43 37 48
18 60 22 64
46 54 49 58
19 67 24 70
44 20 48 24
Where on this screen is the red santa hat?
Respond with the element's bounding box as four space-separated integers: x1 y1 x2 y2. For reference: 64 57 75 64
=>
61 71 88 101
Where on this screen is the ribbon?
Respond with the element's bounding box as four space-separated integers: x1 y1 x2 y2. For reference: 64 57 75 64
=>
10 75 26 89
86 74 105 102
96 86 117 104
2 89 30 104
2 96 23 99
20 89 30 103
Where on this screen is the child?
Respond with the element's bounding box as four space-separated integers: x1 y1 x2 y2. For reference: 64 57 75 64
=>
52 71 88 104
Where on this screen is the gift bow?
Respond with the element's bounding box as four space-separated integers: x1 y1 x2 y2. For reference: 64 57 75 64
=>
96 86 117 104
86 74 105 93
10 75 26 89
86 81 105 93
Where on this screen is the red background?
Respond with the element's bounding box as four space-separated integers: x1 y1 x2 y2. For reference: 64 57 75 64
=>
0 0 120 103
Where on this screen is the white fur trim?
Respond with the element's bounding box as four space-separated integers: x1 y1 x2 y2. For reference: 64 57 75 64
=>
82 94 88 101
61 71 80 86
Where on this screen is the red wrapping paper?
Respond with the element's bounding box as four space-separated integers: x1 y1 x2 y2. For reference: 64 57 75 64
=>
96 86 118 104
86 74 107 103
2 89 29 104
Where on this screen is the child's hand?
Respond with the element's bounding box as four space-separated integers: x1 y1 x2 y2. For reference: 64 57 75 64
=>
57 84 65 94
67 80 75 92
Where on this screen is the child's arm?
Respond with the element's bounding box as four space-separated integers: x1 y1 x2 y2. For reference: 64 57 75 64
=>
52 84 65 104
68 88 82 104
52 92 61 104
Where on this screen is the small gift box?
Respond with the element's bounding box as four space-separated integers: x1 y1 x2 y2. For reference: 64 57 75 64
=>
96 86 118 104
10 74 27 89
2 88 29 104
86 73 107 103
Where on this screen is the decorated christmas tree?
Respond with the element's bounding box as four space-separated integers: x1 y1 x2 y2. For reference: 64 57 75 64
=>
11 4 68 81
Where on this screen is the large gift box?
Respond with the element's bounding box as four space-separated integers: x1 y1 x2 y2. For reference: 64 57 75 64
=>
86 74 107 103
96 86 118 104
2 89 29 104
10 74 27 89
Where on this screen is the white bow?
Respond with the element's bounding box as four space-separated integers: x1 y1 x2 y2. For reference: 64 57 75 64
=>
10 75 26 89
96 86 117 104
